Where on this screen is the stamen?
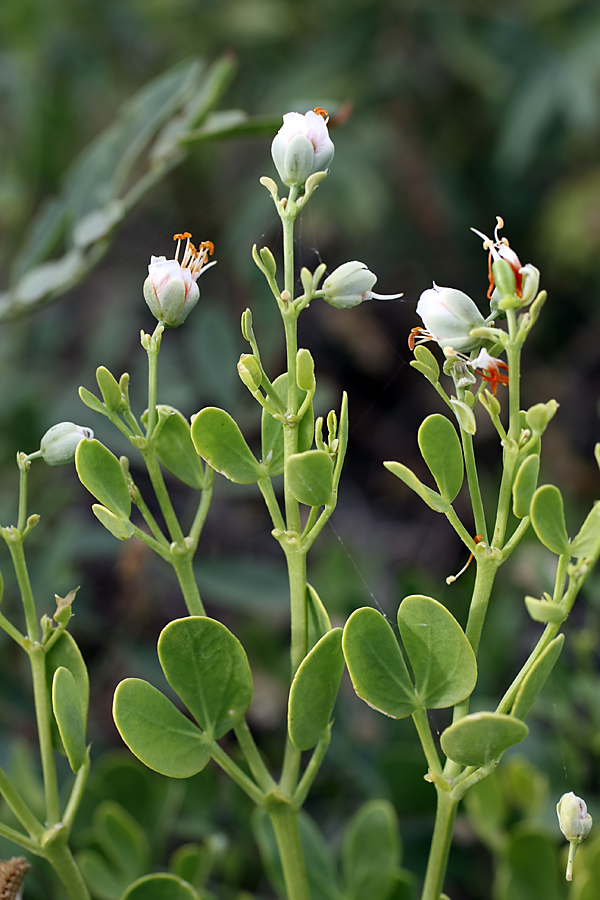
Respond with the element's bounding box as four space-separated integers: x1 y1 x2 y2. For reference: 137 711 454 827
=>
314 107 329 123
408 326 433 351
446 536 483 584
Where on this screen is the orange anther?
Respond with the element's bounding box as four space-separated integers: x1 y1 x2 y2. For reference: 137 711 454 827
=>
173 232 192 241
314 107 329 122
200 240 215 255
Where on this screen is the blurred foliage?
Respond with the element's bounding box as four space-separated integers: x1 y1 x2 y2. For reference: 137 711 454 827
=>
2 0 600 898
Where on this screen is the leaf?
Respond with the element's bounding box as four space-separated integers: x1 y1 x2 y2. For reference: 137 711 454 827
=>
76 439 131 519
397 595 477 709
155 407 206 489
511 636 564 720
524 596 566 624
341 800 401 900
450 398 476 434
79 385 109 416
530 484 569 555
343 608 417 720
570 501 600 560
286 450 333 507
93 505 134 541
512 454 540 519
94 801 150 884
306 583 332 651
383 461 449 513
417 415 464 502
52 667 87 773
158 617 252 740
120 874 200 900
113 678 211 778
191 407 264 484
288 628 344 750
46 632 89 756
496 825 562 900
261 373 313 476
77 849 125 900
440 712 528 767
410 345 440 384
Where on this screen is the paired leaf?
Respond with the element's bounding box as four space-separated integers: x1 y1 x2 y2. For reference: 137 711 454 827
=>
410 345 440 384
306 583 332 651
158 617 252 740
441 712 528 767
530 484 569 555
383 461 449 513
155 408 206 489
512 636 564 720
52 668 87 772
288 628 344 750
524 595 566 625
261 373 313 475
397 595 477 709
512 454 540 519
341 800 401 900
113 679 211 778
286 450 333 507
191 407 263 484
570 501 600 560
76 439 131 519
46 632 89 757
418 415 464 501
93 505 134 541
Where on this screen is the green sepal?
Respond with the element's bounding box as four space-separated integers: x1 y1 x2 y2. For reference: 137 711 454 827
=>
93 505 134 541
76 438 132 519
343 607 417 720
417 414 464 502
511 635 564 720
113 678 212 778
410 345 440 385
288 628 344 751
285 449 333 507
306 583 332 651
46 632 89 757
157 617 252 740
52 667 87 772
341 800 401 900
261 373 313 476
154 407 206 489
512 454 540 519
120 873 200 900
450 397 476 434
383 461 449 513
530 484 569 556
397 594 477 709
570 501 600 561
440 712 528 767
524 595 566 625
96 366 123 413
191 407 264 484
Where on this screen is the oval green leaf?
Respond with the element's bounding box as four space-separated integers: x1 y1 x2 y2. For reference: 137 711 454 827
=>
46 632 89 756
94 801 149 883
343 608 417 720
410 345 440 384
76 439 131 519
570 501 600 560
342 800 400 900
524 596 566 625
418 415 464 502
288 628 344 750
306 583 332 651
512 454 540 519
383 461 449 513
155 408 206 489
120 874 199 900
530 484 569 556
76 849 125 900
286 449 333 508
512 635 564 720
96 366 123 413
113 678 211 778
191 407 263 484
397 594 477 709
440 712 528 767
52 667 87 773
449 398 476 435
158 617 252 740
92 505 134 541
261 373 313 476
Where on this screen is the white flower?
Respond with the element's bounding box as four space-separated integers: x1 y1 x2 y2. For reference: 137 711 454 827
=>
271 109 335 187
144 233 216 327
40 422 94 466
557 792 593 843
413 284 485 353
322 261 403 309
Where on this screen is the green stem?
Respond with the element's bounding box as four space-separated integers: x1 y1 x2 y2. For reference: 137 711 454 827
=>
258 477 286 532
501 516 530 559
145 325 162 440
293 727 331 807
17 458 29 534
0 766 43 840
412 708 442 774
143 452 185 544
210 743 264 805
420 789 459 900
6 536 39 642
280 734 302 798
173 555 205 616
0 610 26 647
188 478 214 546
0 821 41 855
234 720 277 793
267 800 311 900
460 432 488 543
30 646 61 824
285 548 308 678
42 825 91 900
63 754 90 831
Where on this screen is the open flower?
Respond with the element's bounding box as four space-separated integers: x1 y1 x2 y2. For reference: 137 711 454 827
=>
467 348 509 394
472 216 524 299
411 284 485 353
322 261 403 309
271 108 335 187
144 233 216 327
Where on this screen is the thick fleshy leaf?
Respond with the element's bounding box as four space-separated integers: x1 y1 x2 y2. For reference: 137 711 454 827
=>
120 874 200 900
286 450 333 507
52 667 87 772
93 504 134 541
191 407 263 484
530 484 569 556
570 501 600 561
524 596 566 624
410 345 440 385
512 454 540 519
94 801 149 884
450 398 476 435
155 408 206 489
158 617 252 740
441 712 528 767
261 373 313 476
512 636 564 720
288 628 344 750
96 366 123 412
46 632 89 756
418 415 464 502
341 800 400 900
76 439 131 519
397 595 477 709
383 461 449 513
113 678 211 778
307 583 332 651
343 608 417 719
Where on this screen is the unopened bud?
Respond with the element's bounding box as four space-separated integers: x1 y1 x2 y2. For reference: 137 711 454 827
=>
491 259 516 298
417 285 485 353
237 354 262 392
525 400 559 437
40 423 94 467
271 110 334 187
519 264 540 306
297 349 315 392
557 791 592 881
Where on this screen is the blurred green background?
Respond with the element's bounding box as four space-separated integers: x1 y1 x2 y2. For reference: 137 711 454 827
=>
2 0 600 897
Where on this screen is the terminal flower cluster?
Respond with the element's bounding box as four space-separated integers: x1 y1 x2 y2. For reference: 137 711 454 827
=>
144 232 216 327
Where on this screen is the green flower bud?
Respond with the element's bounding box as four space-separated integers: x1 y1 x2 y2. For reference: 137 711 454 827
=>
40 423 94 467
525 399 559 437
237 354 263 392
520 264 540 306
297 349 315 392
491 258 516 297
557 792 592 843
322 261 402 309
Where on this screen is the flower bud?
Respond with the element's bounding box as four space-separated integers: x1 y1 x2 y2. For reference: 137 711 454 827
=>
525 399 559 437
491 259 516 298
271 109 335 187
519 264 540 306
557 792 592 843
297 349 315 392
40 423 94 467
144 233 215 328
322 261 402 309
237 354 263 392
417 285 485 353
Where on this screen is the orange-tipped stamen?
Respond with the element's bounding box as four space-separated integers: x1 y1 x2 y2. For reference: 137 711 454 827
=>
446 535 483 585
408 326 433 351
314 107 329 123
